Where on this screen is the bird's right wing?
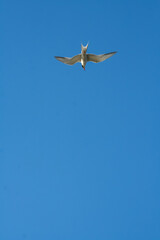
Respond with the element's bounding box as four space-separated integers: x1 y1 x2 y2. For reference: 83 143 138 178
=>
87 52 117 63
55 54 81 65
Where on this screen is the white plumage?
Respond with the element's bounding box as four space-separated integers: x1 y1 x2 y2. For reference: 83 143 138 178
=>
55 43 117 70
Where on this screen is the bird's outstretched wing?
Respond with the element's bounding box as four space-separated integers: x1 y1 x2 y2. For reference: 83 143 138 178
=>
87 52 117 63
55 54 81 65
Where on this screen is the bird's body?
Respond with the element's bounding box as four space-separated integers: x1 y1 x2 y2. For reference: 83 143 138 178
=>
81 44 88 70
55 43 117 70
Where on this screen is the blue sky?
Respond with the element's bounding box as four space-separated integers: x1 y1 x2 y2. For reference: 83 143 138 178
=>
1 0 160 239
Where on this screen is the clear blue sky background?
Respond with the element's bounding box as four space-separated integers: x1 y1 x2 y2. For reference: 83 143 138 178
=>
1 0 160 239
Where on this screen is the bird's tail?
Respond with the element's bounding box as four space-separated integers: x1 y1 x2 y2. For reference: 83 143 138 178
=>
81 43 89 52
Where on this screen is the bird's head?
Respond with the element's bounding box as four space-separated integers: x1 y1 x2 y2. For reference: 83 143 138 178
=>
82 65 85 71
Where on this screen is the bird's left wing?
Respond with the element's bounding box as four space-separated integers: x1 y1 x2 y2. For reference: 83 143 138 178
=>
55 54 81 65
87 52 117 63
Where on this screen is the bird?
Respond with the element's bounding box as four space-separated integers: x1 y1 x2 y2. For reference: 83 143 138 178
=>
54 43 117 70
